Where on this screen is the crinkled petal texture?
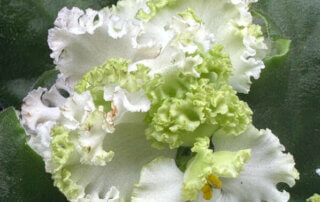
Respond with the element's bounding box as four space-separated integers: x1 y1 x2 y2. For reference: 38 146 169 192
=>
307 193 320 202
129 125 298 202
132 8 215 78
114 0 267 93
132 157 184 202
182 137 251 200
48 90 175 201
48 7 161 86
197 125 299 202
21 75 72 163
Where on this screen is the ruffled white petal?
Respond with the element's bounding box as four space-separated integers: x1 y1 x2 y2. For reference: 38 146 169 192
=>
48 7 161 86
54 121 175 201
78 186 120 202
104 85 151 125
60 91 95 130
132 12 212 77
27 121 56 163
202 125 299 202
114 0 267 93
132 157 184 202
21 87 61 131
21 75 72 166
128 125 298 202
41 74 73 107
45 90 174 201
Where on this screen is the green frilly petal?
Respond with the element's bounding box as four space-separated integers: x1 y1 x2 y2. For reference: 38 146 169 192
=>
307 194 320 202
75 58 150 108
191 45 233 85
144 50 252 148
178 8 203 24
136 0 177 21
50 126 82 200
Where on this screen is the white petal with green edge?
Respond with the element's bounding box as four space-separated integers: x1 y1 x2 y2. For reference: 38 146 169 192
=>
114 0 267 93
48 7 161 87
197 125 299 202
132 157 184 202
20 75 73 169
50 121 175 201
48 91 175 201
131 9 213 78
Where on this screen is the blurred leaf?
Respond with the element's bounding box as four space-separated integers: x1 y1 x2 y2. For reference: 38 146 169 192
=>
242 0 320 200
0 107 67 202
31 69 59 90
175 147 194 172
0 0 118 108
252 10 283 40
252 10 292 68
264 38 292 67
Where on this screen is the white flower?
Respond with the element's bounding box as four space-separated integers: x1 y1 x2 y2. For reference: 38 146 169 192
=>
20 0 299 201
133 125 299 202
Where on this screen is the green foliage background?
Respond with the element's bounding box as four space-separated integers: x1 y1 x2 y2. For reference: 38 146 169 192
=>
0 0 319 201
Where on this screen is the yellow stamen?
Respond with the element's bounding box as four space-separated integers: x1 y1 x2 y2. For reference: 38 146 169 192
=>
201 183 212 193
201 174 223 200
207 174 222 189
201 184 213 200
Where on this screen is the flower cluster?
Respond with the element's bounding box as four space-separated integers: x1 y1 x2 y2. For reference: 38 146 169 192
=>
20 0 299 201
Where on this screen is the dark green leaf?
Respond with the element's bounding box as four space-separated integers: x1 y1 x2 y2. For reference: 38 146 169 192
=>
242 0 320 200
175 147 194 172
0 69 59 112
31 69 59 90
0 107 67 202
251 10 283 40
0 0 118 109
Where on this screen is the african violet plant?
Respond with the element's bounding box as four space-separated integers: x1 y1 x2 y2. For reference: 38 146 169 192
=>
2 0 319 201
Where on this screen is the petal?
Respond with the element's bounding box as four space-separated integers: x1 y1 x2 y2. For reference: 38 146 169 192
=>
21 87 61 131
48 92 175 201
21 88 60 160
104 85 151 125
132 9 214 78
114 0 267 93
41 74 73 107
182 137 250 200
79 186 120 202
144 73 252 149
20 75 72 167
48 7 160 86
206 125 299 202
307 193 320 202
50 122 175 201
60 91 96 130
132 157 184 202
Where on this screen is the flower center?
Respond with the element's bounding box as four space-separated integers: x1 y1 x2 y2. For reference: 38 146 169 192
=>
201 174 222 200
